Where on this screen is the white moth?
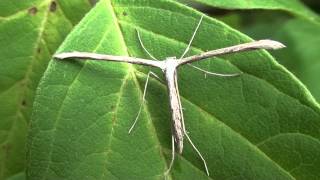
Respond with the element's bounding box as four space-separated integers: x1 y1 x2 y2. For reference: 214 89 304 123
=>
54 15 285 177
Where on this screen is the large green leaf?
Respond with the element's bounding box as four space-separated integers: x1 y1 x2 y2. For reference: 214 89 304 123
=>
185 0 319 24
27 0 320 179
0 0 91 179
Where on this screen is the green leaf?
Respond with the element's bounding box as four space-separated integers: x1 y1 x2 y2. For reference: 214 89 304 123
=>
185 0 320 24
0 0 91 179
27 0 320 179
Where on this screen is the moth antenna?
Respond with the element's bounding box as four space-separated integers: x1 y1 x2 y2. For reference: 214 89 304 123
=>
137 29 159 61
180 15 204 59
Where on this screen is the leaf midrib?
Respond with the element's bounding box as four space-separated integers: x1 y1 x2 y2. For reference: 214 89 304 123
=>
110 1 173 178
37 1 171 179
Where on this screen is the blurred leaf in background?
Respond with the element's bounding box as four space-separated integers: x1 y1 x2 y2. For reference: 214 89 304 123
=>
179 0 320 23
0 0 92 179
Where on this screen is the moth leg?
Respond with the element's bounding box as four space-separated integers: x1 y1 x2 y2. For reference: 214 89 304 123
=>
187 63 242 78
128 71 161 134
175 74 210 176
184 131 210 176
164 136 175 179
